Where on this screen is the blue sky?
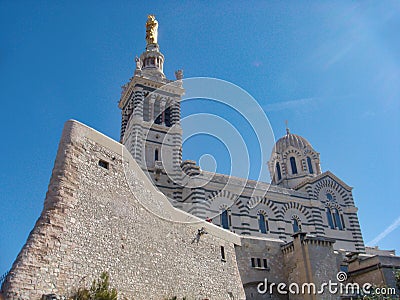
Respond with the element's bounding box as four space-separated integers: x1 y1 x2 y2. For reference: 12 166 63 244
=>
1 1 399 275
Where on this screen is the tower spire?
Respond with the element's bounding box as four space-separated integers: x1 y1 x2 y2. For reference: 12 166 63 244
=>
285 120 290 134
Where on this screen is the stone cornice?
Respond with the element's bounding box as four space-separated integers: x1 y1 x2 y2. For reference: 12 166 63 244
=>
118 75 185 109
294 170 353 191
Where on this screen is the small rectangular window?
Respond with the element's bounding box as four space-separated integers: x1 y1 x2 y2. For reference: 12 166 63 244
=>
257 258 261 268
220 246 226 261
263 259 268 269
340 265 348 273
98 159 109 170
251 258 255 267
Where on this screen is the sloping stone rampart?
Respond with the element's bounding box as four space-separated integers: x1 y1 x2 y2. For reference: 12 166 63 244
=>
2 120 245 300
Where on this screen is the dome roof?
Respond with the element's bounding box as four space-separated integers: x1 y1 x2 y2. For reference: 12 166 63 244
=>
274 129 313 154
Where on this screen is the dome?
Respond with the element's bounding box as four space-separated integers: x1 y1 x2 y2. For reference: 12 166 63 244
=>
274 129 313 154
269 128 321 188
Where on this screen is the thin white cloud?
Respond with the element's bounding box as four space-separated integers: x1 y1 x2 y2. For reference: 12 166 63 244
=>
325 42 356 68
361 110 376 118
252 61 263 67
263 97 318 112
367 215 400 246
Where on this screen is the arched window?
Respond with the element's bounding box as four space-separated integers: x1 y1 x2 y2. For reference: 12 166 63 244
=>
143 96 150 121
155 149 159 161
340 214 346 229
333 208 343 230
307 157 314 174
292 218 301 233
290 157 298 174
276 162 282 181
326 208 335 229
327 207 344 230
221 209 230 230
326 193 334 201
154 101 162 124
164 106 171 127
258 213 269 234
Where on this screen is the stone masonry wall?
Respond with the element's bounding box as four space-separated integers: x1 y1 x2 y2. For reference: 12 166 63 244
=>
2 120 245 300
282 233 341 300
234 237 287 300
348 255 400 296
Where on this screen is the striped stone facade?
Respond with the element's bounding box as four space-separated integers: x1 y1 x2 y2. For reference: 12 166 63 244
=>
148 169 365 253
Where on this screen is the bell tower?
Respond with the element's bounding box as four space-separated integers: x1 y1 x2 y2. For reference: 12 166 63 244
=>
118 15 185 179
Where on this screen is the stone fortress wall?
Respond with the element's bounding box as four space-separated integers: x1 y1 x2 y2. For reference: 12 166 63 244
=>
2 120 246 300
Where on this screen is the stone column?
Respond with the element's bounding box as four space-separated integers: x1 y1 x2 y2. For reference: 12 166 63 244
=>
316 159 322 175
171 98 181 125
120 89 135 142
160 97 166 126
133 86 144 118
127 86 144 166
150 95 156 122
120 108 129 142
189 187 207 219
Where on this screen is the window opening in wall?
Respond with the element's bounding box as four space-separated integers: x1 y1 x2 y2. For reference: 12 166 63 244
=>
164 106 171 127
251 257 268 269
220 246 226 261
276 162 282 180
221 209 230 229
326 193 334 201
307 156 314 174
327 207 345 230
143 96 150 121
340 214 346 229
340 265 349 273
155 149 159 161
333 208 343 230
154 100 162 124
155 113 162 124
292 218 301 233
251 258 255 268
327 208 335 229
263 258 268 269
258 213 269 234
98 159 109 170
290 157 298 174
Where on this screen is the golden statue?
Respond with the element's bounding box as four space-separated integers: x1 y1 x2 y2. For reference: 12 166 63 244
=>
145 15 158 45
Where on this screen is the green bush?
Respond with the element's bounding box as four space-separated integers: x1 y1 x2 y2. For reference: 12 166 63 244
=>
71 272 117 300
395 269 400 289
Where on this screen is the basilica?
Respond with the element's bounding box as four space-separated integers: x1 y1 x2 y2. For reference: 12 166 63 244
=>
119 15 364 254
